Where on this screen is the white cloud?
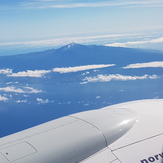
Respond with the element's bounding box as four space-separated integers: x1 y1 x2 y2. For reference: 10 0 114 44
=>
23 94 29 97
16 99 28 103
0 33 139 47
82 71 90 75
151 37 163 43
0 69 12 74
0 86 42 94
8 70 51 77
53 64 115 73
37 98 50 104
123 61 163 69
82 74 158 84
0 96 8 101
6 81 19 85
21 0 163 9
1 32 162 50
24 87 43 93
106 37 163 47
0 87 25 93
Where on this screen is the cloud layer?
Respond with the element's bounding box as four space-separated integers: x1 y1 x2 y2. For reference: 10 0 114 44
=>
9 70 51 77
0 64 116 78
1 32 163 52
37 98 50 104
0 86 42 94
0 33 137 47
82 74 158 84
19 0 163 9
106 37 163 47
53 64 115 73
123 61 163 69
0 69 12 74
0 96 8 101
1 62 162 79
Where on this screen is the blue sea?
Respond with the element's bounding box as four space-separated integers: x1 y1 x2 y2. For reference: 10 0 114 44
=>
0 44 163 137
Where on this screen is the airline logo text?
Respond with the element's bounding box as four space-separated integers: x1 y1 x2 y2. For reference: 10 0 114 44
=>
140 153 163 163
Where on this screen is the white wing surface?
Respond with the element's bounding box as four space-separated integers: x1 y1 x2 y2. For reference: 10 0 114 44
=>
0 99 162 163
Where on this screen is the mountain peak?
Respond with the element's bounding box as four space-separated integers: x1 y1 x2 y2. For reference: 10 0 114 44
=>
58 43 84 51
67 42 77 48
65 42 80 49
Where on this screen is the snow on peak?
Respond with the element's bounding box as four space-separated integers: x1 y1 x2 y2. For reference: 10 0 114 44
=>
68 42 76 48
61 42 81 51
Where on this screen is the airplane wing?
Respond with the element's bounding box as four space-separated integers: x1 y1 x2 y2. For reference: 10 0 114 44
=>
0 99 162 163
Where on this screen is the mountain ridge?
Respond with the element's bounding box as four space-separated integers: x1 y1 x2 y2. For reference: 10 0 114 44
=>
0 43 162 71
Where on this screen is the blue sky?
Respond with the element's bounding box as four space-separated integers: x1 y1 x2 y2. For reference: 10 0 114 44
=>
0 0 163 54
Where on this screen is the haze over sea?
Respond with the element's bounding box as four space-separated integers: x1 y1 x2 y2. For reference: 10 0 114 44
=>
1 28 163 56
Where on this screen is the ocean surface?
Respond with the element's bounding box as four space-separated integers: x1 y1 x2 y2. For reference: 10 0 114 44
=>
0 43 163 137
